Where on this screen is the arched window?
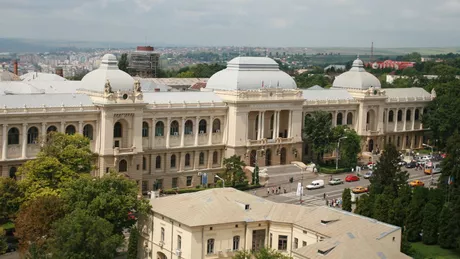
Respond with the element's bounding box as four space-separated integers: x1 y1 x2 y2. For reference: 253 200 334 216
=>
119 159 128 172
233 236 240 251
142 157 147 170
9 167 17 180
346 112 353 125
142 122 149 137
7 127 19 145
83 124 93 140
114 122 122 138
184 120 193 135
406 110 411 121
155 121 164 136
397 110 402 122
27 127 39 144
212 151 218 164
336 112 343 125
389 110 394 122
415 109 420 121
199 119 207 133
161 227 165 242
170 154 176 168
366 112 370 124
185 153 191 167
155 156 161 169
47 125 57 134
170 120 179 136
199 152 205 165
265 149 272 166
65 125 76 135
207 239 215 254
212 119 221 133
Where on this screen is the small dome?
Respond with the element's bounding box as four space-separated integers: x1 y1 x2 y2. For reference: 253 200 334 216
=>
81 54 134 92
332 58 381 90
206 57 296 91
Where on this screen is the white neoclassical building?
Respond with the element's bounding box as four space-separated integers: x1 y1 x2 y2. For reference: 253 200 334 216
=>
0 55 434 190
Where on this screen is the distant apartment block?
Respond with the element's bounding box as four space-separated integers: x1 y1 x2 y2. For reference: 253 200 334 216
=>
128 46 160 78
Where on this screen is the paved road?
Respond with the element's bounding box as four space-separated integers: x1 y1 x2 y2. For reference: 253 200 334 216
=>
250 166 440 207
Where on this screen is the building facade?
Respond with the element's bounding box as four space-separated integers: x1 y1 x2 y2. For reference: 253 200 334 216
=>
140 188 410 259
0 55 434 191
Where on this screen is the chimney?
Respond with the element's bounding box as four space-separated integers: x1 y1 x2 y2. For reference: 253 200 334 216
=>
13 60 18 75
55 67 64 77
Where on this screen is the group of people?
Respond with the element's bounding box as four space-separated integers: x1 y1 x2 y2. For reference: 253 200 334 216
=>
267 186 287 195
323 193 343 208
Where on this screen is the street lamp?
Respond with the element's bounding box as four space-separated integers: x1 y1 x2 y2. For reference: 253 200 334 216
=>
215 175 225 188
422 143 433 156
336 137 348 171
293 163 305 204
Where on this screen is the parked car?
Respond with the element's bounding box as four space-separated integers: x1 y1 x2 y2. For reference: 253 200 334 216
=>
306 180 325 190
398 160 407 166
363 171 373 179
367 163 376 170
328 178 344 185
405 161 417 168
409 180 425 187
345 175 360 182
352 186 369 194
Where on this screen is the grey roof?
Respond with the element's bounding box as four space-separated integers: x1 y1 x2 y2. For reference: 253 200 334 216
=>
384 87 431 99
20 72 67 82
143 91 223 104
0 93 93 108
134 77 208 87
0 81 81 95
308 85 324 90
302 89 354 101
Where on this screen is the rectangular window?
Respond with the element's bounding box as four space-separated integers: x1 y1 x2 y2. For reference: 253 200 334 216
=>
233 236 240 251
186 176 193 187
302 241 307 247
294 238 298 249
270 233 273 248
278 235 288 251
207 239 214 254
161 227 165 242
142 181 147 192
154 179 163 191
172 178 178 189
177 235 182 250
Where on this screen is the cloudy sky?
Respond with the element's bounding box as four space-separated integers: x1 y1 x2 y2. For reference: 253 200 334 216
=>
1 0 460 47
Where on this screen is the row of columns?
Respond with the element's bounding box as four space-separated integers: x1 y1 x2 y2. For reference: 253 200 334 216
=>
151 150 222 174
154 116 217 149
1 121 93 161
383 107 423 132
255 110 293 140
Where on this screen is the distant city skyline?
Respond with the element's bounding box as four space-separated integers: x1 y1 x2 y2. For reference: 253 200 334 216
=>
1 0 460 48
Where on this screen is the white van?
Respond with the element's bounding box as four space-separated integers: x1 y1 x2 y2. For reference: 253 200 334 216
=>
306 180 325 190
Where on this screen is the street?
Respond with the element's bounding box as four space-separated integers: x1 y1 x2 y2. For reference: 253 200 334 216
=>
250 165 440 207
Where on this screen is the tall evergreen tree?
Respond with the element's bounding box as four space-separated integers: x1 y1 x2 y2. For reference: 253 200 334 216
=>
118 53 129 73
372 194 389 223
127 226 139 259
341 188 352 212
354 194 374 217
422 202 438 245
405 187 428 242
438 202 457 249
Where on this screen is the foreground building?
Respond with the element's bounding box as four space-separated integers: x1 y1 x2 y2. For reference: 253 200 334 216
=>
138 188 410 259
0 54 433 190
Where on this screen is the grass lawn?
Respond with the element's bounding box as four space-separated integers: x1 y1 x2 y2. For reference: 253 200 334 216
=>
411 242 460 259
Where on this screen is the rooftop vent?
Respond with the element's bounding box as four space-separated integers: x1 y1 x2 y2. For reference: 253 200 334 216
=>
317 246 336 255
377 252 387 259
320 219 339 225
346 232 355 239
245 204 250 210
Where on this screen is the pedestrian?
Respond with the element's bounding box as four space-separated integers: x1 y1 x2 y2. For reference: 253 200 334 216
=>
272 187 275 194
283 188 287 194
253 190 257 196
326 200 329 206
267 188 270 196
330 175 333 181
323 193 326 200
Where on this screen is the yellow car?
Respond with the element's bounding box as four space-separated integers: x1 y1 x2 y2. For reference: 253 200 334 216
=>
409 180 424 187
352 186 368 194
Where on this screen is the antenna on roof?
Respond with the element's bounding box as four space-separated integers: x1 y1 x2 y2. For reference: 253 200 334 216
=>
370 41 374 63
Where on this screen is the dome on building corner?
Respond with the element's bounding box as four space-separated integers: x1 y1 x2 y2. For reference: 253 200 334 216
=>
206 57 297 91
81 54 135 93
332 57 381 90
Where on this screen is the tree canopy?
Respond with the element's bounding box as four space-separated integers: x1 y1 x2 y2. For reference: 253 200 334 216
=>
0 178 23 223
118 53 129 73
233 247 292 259
220 155 247 187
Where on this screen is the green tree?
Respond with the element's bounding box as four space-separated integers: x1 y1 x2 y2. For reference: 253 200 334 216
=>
303 111 333 162
176 70 195 78
0 177 23 222
0 235 7 255
341 188 352 212
369 144 408 195
388 197 405 228
221 155 247 186
402 52 422 62
253 165 260 185
233 247 292 259
354 194 374 217
331 126 361 168
118 53 129 73
127 226 139 259
421 202 438 245
405 187 428 242
49 209 123 259
15 195 66 253
438 202 457 249
60 173 150 236
295 73 332 89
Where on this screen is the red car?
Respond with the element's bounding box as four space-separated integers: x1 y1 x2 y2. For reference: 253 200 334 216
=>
345 175 360 182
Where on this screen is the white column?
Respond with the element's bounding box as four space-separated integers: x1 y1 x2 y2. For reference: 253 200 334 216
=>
411 108 415 130
180 118 185 147
166 117 171 148
403 108 407 131
2 124 7 160
95 120 100 152
272 111 278 139
257 111 262 140
208 116 213 145
394 109 398 132
78 121 83 134
287 110 292 138
260 111 265 139
384 109 388 132
333 111 338 127
60 121 65 133
41 122 47 139
419 109 424 129
22 123 27 159
151 118 155 149
207 150 212 168
194 116 200 146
